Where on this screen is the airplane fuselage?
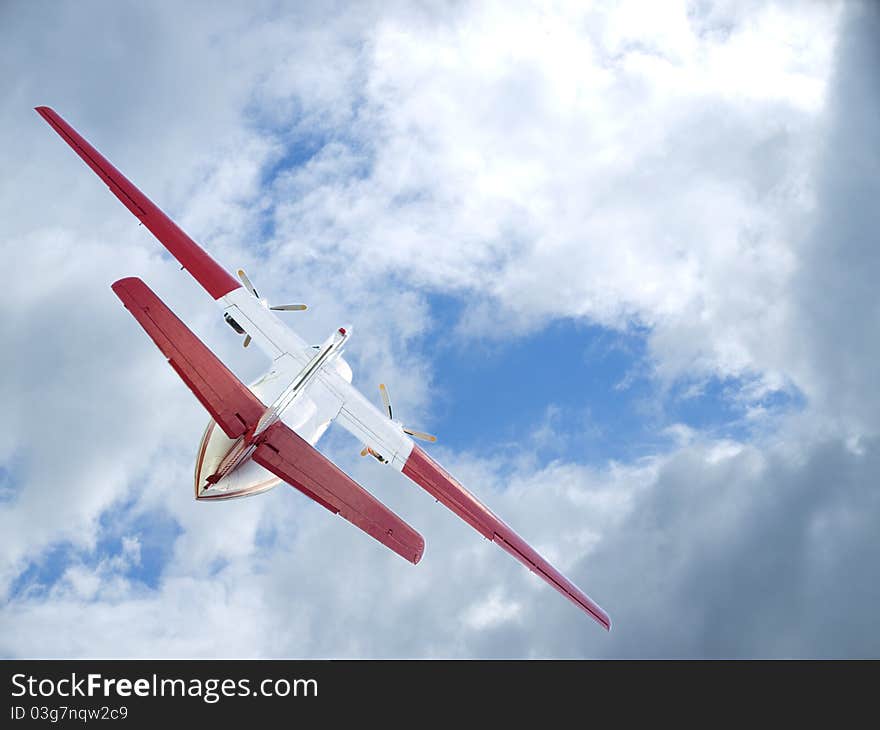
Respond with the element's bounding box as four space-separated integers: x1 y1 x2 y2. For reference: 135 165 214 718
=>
195 323 354 500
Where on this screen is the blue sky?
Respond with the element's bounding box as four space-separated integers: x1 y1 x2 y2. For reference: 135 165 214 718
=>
411 293 801 463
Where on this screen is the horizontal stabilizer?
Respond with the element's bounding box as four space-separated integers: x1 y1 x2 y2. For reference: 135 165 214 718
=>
112 277 265 439
254 422 425 564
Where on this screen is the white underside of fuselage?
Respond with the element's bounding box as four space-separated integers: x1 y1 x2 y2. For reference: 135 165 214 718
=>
194 354 342 500
193 286 414 501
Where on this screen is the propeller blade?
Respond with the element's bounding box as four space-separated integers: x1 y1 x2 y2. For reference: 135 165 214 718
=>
270 304 308 311
360 446 370 457
243 334 252 348
403 428 437 443
379 383 393 419
237 269 259 298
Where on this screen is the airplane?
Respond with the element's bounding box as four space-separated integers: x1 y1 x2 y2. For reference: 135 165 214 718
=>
35 106 611 631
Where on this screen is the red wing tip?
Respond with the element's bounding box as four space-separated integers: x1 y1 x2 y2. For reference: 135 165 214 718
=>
405 537 425 565
414 538 425 565
587 605 611 631
111 276 145 293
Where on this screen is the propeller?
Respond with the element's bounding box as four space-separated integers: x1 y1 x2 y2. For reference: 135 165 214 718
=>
361 383 436 458
379 383 437 443
237 268 307 311
379 383 393 419
234 268 307 347
402 428 438 442
237 268 260 298
360 446 390 463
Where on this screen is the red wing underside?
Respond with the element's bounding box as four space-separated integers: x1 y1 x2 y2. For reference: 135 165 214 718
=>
112 277 264 440
253 423 424 565
111 277 424 564
404 446 610 629
36 106 240 300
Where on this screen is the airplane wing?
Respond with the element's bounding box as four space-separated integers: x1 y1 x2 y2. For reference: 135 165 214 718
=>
403 445 611 629
37 106 314 364
36 107 241 302
308 365 610 627
111 276 425 564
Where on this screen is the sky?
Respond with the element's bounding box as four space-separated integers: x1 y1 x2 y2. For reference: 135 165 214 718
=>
1 0 878 657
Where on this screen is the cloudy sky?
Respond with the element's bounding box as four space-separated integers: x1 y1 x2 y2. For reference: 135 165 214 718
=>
1 0 878 657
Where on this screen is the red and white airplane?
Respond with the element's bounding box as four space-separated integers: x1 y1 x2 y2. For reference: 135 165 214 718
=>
36 106 611 630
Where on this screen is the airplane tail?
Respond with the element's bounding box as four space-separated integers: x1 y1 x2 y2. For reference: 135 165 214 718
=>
111 277 425 564
112 277 266 439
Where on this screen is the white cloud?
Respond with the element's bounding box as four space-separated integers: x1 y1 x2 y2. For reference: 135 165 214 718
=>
462 590 523 631
258 0 842 407
2 0 878 658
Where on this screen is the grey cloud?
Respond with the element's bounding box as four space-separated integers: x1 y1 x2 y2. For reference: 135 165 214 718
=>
789 1 880 436
592 436 880 658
